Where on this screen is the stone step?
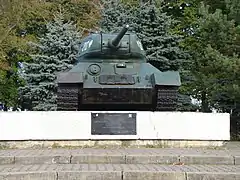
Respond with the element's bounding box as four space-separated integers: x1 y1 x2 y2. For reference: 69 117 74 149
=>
0 148 239 165
0 164 239 180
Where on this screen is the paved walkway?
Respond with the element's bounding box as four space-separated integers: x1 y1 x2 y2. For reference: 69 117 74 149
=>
0 146 240 179
223 141 240 149
0 148 239 164
0 164 239 180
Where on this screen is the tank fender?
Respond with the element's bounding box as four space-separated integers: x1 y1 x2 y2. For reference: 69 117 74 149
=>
57 72 84 84
151 71 181 86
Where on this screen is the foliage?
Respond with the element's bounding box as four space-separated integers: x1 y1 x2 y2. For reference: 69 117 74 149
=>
0 0 101 108
50 0 101 34
169 1 240 113
134 1 185 71
19 13 82 110
0 0 101 70
225 0 240 25
100 0 137 32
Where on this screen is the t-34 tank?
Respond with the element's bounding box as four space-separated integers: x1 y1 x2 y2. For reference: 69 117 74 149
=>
56 25 181 111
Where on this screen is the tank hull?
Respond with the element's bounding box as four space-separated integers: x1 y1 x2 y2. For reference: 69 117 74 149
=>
57 84 178 111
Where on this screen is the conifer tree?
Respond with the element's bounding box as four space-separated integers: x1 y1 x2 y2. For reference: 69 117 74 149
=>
100 0 136 32
19 13 82 111
183 3 240 112
134 1 185 71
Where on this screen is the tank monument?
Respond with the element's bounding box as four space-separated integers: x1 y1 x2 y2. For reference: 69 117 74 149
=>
0 25 238 180
56 25 180 111
56 25 181 136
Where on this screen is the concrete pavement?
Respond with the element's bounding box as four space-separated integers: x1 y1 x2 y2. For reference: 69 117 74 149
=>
0 148 240 165
0 164 239 180
0 147 240 179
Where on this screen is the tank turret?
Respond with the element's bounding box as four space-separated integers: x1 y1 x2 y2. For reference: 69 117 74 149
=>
77 25 146 62
108 25 129 49
56 25 181 111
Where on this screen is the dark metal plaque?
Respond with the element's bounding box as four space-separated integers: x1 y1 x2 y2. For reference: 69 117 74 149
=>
91 113 137 135
99 75 135 85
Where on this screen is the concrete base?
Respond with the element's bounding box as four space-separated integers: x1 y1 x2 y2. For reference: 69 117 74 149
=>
0 111 230 141
0 140 226 149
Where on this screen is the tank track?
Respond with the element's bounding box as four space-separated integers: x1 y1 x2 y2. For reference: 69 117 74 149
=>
57 86 79 111
156 86 178 111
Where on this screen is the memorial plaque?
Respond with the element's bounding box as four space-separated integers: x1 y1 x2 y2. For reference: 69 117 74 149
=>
91 113 137 135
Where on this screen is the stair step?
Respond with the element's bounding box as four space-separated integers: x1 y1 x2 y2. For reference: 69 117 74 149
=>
0 148 239 165
0 164 239 180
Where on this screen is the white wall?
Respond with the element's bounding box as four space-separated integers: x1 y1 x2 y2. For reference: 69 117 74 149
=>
0 111 230 141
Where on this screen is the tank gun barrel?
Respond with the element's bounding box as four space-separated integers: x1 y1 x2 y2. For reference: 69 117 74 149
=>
110 25 129 48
